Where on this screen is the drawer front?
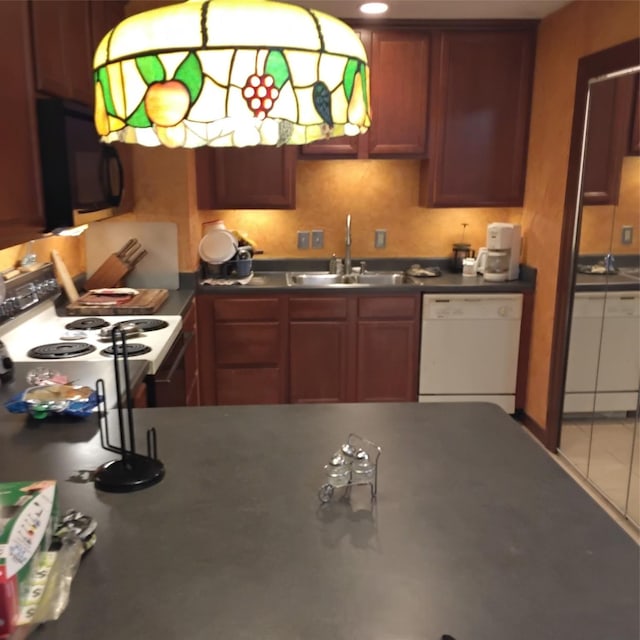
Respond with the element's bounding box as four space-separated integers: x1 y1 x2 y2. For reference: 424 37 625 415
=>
289 296 348 320
214 297 280 321
358 295 418 320
215 323 280 365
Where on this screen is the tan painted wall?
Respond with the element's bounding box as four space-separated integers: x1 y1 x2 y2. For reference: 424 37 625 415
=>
199 159 521 261
521 0 640 429
0 236 84 277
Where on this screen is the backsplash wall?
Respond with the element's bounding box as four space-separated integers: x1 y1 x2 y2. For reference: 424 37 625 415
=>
0 235 84 276
579 155 640 256
198 159 523 262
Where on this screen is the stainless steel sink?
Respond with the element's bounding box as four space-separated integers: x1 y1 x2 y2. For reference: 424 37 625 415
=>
355 272 407 285
286 272 346 286
286 271 408 287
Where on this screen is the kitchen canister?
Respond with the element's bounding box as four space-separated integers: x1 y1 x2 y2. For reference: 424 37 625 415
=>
462 257 477 277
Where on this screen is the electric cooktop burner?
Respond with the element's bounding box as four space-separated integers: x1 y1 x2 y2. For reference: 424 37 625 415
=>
65 318 110 331
28 343 97 359
112 319 169 332
101 344 152 357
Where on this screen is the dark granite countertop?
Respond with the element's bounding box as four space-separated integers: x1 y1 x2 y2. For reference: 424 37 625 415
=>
575 255 640 292
198 258 537 295
1 402 637 640
574 272 640 292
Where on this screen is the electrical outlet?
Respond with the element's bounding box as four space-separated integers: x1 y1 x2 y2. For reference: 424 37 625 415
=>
621 225 633 245
311 229 324 249
374 229 387 249
297 231 310 250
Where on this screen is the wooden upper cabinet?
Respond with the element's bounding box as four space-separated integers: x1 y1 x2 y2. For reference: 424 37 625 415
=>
426 30 535 207
0 1 44 248
300 28 429 159
89 0 126 51
367 30 429 157
299 29 369 159
582 73 636 204
631 74 640 156
30 0 94 106
196 146 297 209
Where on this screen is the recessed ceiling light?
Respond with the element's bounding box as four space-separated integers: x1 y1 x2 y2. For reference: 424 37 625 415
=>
360 2 389 15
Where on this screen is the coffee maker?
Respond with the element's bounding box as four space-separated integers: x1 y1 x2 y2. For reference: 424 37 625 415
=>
483 223 521 282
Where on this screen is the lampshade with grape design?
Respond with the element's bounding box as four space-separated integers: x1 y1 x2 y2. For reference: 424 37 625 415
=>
93 0 371 148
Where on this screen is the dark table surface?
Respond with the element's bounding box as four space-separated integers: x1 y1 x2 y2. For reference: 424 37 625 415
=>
1 402 638 640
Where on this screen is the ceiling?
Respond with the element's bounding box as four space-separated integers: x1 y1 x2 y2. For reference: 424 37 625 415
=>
287 0 573 20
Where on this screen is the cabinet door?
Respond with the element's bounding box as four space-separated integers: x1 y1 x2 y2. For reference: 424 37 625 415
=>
0 1 44 248
90 0 126 51
31 0 93 105
183 299 200 407
300 29 428 159
289 322 349 403
356 321 419 402
582 74 635 204
367 30 429 157
356 295 419 402
299 29 369 159
631 75 640 155
427 30 535 207
196 146 297 209
288 296 352 403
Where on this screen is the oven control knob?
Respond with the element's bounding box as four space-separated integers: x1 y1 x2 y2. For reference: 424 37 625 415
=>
0 297 17 318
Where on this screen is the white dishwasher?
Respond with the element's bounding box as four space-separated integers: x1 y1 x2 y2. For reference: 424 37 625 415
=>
419 293 523 413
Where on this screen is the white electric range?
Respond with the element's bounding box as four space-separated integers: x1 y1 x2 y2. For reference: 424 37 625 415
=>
0 299 181 375
0 264 183 408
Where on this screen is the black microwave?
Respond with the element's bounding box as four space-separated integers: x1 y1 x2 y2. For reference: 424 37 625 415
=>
36 98 124 232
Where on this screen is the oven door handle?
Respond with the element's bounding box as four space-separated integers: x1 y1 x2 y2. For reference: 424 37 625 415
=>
155 331 193 384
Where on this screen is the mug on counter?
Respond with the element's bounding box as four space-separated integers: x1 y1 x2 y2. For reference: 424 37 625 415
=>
227 248 253 278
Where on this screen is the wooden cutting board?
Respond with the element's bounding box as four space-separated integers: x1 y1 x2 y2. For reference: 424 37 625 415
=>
66 289 169 315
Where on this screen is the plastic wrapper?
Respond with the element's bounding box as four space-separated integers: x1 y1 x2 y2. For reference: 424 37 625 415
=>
4 385 98 419
28 536 84 625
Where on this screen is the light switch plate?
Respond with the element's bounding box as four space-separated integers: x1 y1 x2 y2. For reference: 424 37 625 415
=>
311 230 324 249
297 231 310 250
374 229 387 249
621 225 633 245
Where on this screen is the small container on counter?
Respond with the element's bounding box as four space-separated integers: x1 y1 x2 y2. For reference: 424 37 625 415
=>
462 257 477 277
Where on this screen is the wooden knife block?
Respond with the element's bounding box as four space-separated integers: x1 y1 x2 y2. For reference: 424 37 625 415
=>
84 254 132 291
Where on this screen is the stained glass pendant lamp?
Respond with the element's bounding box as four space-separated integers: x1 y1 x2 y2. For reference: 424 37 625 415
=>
93 0 371 148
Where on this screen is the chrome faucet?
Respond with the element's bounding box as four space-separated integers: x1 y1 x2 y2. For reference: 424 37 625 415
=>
344 213 352 275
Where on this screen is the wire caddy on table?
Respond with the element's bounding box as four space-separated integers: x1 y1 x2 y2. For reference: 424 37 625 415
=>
94 327 165 493
318 433 382 503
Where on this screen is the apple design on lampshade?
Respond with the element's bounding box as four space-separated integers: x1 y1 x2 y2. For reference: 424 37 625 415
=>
144 80 191 127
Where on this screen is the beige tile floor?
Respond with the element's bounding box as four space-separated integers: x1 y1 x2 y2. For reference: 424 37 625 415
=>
558 414 639 538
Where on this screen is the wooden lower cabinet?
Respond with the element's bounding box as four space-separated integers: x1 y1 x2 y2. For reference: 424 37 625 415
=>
197 295 287 405
183 298 200 407
356 296 420 402
288 296 352 403
288 294 419 403
132 382 148 408
198 292 419 406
